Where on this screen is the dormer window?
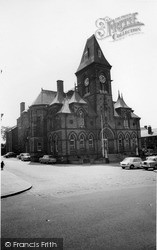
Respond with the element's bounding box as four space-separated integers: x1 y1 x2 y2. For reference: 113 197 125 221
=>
84 48 89 60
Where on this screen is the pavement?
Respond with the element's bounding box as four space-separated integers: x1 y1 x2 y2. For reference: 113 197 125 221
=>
1 169 32 198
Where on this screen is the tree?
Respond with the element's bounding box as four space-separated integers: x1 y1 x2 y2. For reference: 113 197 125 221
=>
1 126 11 142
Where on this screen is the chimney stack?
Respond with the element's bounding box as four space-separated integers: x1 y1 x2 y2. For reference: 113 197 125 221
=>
57 80 64 95
148 125 152 134
20 102 25 115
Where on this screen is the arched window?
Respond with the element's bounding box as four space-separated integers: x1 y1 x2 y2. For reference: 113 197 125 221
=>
125 134 130 151
78 109 85 128
118 134 124 152
131 134 137 151
89 134 94 149
69 134 76 151
79 134 85 149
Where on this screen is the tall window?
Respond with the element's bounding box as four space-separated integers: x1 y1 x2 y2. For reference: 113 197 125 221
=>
118 134 124 152
69 134 76 151
78 109 85 128
131 135 137 151
80 134 85 149
53 135 58 153
125 134 130 151
89 134 94 149
37 142 42 151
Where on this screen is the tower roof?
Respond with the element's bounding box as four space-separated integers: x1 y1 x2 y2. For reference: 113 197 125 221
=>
31 89 56 106
57 98 71 114
50 92 65 105
114 93 131 110
69 89 87 104
76 34 111 74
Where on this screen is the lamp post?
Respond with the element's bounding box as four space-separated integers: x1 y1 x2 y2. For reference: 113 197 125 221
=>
135 137 139 156
100 114 109 163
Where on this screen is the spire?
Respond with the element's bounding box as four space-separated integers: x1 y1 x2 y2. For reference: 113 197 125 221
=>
114 93 131 109
76 34 111 74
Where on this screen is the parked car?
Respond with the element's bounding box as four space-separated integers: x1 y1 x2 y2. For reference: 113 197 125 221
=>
3 152 16 158
17 153 25 159
21 153 31 161
142 156 157 170
120 157 142 169
39 155 56 164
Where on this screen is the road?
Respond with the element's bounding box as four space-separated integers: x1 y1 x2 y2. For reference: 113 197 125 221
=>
1 158 156 250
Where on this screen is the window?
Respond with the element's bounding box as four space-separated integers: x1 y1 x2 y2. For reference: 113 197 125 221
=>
80 134 85 149
69 134 76 150
89 135 94 149
37 142 42 151
125 134 130 151
118 135 124 152
78 109 85 128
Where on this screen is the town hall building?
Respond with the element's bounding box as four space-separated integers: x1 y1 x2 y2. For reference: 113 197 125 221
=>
10 34 141 162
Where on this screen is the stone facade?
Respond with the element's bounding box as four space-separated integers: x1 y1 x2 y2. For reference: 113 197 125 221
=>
9 34 141 162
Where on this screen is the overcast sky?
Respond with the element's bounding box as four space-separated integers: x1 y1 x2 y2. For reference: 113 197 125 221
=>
0 0 157 129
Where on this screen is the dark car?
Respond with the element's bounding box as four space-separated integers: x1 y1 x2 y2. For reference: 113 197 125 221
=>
3 152 16 158
39 155 56 164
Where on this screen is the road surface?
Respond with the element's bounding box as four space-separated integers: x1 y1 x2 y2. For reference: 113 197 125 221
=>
1 158 156 250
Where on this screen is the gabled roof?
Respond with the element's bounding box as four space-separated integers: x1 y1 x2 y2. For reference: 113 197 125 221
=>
31 89 56 106
69 90 87 104
76 34 111 74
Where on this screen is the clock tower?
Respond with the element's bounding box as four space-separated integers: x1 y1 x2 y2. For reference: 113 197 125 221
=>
75 34 115 126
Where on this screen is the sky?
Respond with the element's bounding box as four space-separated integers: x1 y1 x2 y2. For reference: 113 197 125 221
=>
0 0 157 129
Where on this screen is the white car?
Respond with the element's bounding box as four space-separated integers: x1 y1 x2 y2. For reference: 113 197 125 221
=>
120 157 142 169
21 153 31 161
142 156 157 170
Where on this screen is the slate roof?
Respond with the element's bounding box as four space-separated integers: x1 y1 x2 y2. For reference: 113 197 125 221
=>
31 89 56 106
69 90 87 104
76 34 111 74
114 94 131 110
141 128 157 137
50 92 65 105
57 99 71 114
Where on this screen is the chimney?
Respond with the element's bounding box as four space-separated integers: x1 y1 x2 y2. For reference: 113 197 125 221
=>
20 102 25 115
57 80 64 95
148 125 152 134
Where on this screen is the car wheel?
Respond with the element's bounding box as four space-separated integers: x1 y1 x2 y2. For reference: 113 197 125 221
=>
130 165 134 169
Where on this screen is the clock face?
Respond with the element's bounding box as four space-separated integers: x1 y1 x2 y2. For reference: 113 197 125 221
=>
84 77 89 86
99 74 106 83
